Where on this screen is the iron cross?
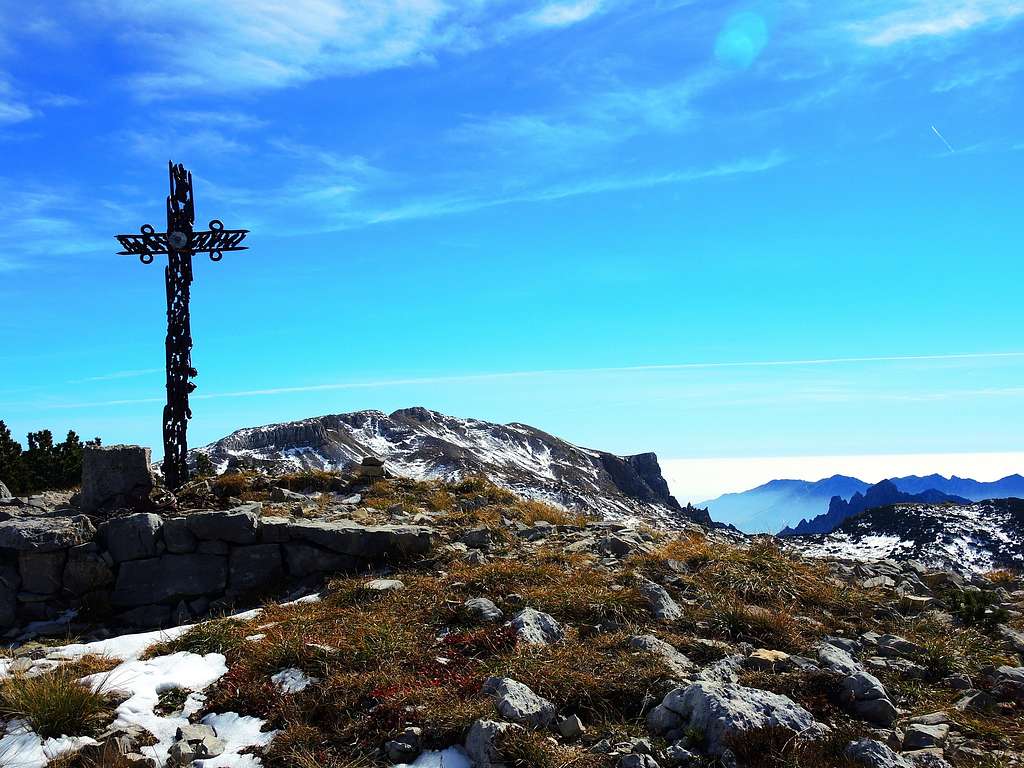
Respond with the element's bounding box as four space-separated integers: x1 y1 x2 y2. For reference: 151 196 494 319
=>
115 162 248 489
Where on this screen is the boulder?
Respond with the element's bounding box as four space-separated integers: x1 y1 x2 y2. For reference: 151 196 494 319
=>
465 597 504 622
0 563 19 626
648 681 824 755
112 554 228 607
98 513 163 562
282 543 359 577
0 515 95 552
841 671 899 725
481 676 557 727
18 550 66 594
0 481 10 500
80 444 154 513
228 544 284 593
511 608 564 645
903 724 949 750
62 544 115 595
286 520 434 558
162 517 198 554
186 505 260 544
465 719 517 768
844 738 912 768
629 634 694 678
636 576 682 621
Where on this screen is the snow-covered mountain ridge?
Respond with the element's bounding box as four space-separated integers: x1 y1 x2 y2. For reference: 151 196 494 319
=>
195 407 710 527
791 498 1024 573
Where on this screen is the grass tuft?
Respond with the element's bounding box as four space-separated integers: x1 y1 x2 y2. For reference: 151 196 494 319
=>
0 667 114 739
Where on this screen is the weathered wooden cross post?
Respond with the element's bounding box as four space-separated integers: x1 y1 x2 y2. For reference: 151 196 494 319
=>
115 162 248 489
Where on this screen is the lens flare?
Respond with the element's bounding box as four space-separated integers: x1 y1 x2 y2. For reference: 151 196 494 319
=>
714 11 769 69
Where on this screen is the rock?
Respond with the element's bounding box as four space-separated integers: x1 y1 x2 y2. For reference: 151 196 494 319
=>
98 513 163 562
745 649 792 672
841 671 898 725
0 481 10 500
953 689 993 712
162 517 198 554
364 578 404 591
80 444 154 513
271 487 308 502
118 604 172 627
0 515 95 552
636 576 681 621
628 634 694 678
0 563 19 626
62 544 115 595
482 676 557 727
903 724 949 750
648 681 823 755
112 554 228 607
663 744 697 766
557 713 585 740
900 595 934 613
384 727 422 763
465 597 504 622
697 655 746 684
845 738 912 768
465 719 516 768
619 756 660 768
511 608 564 645
186 505 261 544
18 550 66 594
282 543 359 577
876 634 922 659
229 544 284 593
817 642 861 676
168 722 225 764
461 527 493 549
902 750 952 768
999 624 1024 654
286 520 434 558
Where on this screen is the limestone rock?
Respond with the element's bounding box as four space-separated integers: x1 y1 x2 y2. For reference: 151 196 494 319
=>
465 597 504 622
511 608 564 645
903 723 949 750
364 578 404 591
636 575 682 620
465 719 517 768
844 738 912 768
161 517 198 554
286 519 434 558
282 543 358 577
62 544 115 595
98 513 163 562
112 553 228 607
18 548 66 595
80 444 154 514
0 515 95 552
229 544 284 593
186 505 261 544
649 681 824 755
557 713 585 740
482 676 557 727
629 634 694 678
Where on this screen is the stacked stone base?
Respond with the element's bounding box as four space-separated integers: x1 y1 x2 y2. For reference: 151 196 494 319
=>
0 505 434 632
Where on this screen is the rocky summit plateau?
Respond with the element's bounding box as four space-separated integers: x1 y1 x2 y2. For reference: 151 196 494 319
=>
194 407 712 527
0 413 1021 768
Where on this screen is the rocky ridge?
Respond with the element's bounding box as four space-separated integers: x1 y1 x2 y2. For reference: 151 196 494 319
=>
194 407 711 527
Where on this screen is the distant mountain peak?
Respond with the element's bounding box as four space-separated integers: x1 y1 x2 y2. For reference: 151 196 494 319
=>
197 407 710 528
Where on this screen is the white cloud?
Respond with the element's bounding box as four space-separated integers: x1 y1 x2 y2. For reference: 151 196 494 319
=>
528 0 602 27
856 0 1024 46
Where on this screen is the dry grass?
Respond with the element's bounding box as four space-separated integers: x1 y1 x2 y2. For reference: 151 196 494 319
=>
725 724 860 768
0 667 115 739
278 469 346 493
497 728 612 768
984 569 1019 586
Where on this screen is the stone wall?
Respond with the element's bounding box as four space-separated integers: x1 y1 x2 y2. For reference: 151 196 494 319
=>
0 505 435 632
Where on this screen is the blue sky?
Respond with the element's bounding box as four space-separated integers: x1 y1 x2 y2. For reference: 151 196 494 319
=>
2 0 1023 500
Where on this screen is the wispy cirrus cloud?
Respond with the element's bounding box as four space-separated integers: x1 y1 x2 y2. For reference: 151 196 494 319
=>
854 0 1024 46
527 0 603 28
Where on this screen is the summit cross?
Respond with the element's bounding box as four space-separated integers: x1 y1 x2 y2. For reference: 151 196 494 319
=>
115 162 249 489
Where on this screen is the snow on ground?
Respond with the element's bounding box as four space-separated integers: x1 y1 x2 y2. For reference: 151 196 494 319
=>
80 651 229 765
0 721 97 768
393 747 471 768
271 667 317 694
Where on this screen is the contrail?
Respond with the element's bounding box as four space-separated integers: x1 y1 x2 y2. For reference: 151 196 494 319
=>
12 350 1024 410
931 125 955 153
